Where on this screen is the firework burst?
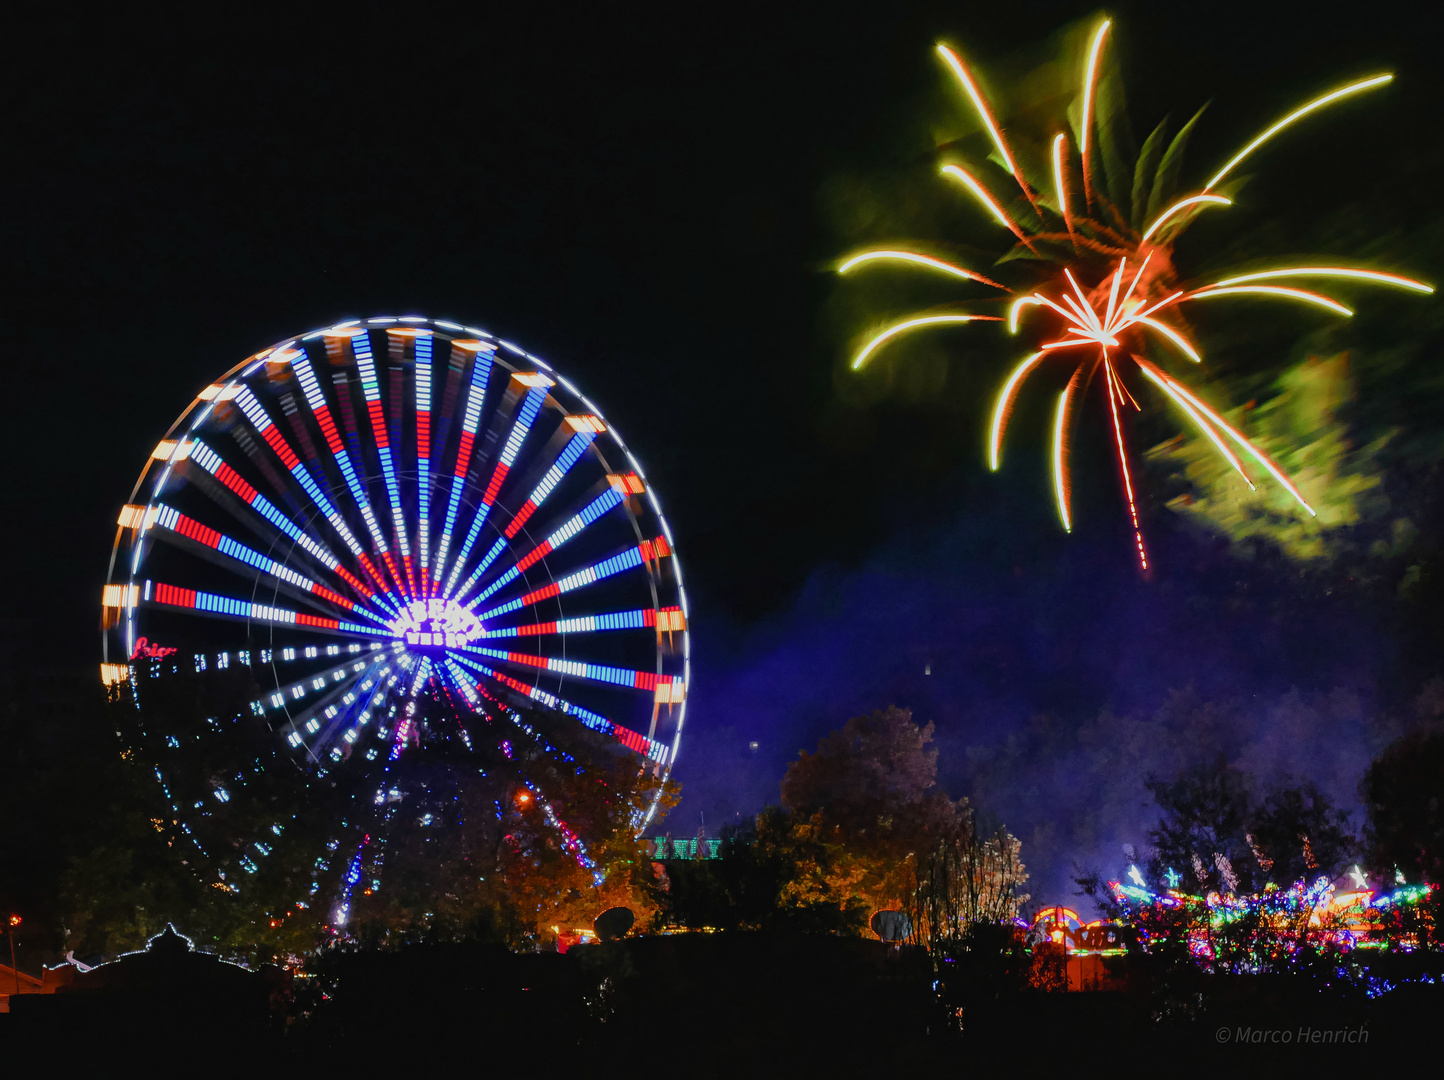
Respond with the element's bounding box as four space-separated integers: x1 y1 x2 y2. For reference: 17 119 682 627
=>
841 19 1432 570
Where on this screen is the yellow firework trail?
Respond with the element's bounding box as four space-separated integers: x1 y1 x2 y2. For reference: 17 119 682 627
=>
851 314 1000 370
1205 74 1393 191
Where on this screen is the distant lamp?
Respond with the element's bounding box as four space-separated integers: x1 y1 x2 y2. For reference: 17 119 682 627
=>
7 915 18 927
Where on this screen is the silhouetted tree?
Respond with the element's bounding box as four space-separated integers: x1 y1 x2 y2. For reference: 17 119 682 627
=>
1144 758 1254 892
1248 779 1354 885
909 826 1029 950
1364 730 1444 889
1143 761 1355 894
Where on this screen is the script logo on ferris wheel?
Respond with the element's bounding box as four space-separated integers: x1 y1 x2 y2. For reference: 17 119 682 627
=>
129 636 179 661
388 598 484 649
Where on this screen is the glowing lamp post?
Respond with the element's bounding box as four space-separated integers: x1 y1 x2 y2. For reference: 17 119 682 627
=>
7 914 19 995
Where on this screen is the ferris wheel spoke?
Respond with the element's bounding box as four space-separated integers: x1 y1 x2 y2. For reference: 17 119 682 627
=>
430 339 479 472
252 641 378 671
319 655 414 755
365 662 413 737
474 534 671 622
230 384 396 597
180 440 385 614
430 340 497 594
481 690 573 760
438 373 553 597
253 649 388 715
460 644 686 700
146 503 391 627
387 655 435 762
462 485 627 607
143 579 391 638
346 331 415 595
331 666 411 766
480 605 685 639
432 661 480 751
290 348 403 590
501 420 603 540
451 537 509 605
270 659 385 760
450 420 604 600
284 658 402 762
381 328 438 594
449 652 669 764
250 651 391 759
412 332 436 594
228 427 309 523
437 657 481 708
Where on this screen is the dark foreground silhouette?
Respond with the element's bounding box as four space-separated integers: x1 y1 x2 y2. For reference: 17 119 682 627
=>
5 931 1441 1072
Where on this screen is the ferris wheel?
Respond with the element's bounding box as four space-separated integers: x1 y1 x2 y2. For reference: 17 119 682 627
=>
101 316 689 914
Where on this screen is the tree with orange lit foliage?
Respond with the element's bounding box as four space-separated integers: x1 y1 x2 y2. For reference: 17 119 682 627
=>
497 739 677 948
775 707 1036 1028
654 810 872 934
660 708 977 935
781 707 979 919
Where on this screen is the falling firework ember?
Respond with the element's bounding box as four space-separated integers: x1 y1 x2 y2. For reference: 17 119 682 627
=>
841 19 1432 569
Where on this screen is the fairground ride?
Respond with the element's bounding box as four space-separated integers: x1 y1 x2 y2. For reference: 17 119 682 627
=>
100 316 689 924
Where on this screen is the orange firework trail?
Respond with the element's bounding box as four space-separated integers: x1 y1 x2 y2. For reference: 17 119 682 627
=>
841 19 1432 570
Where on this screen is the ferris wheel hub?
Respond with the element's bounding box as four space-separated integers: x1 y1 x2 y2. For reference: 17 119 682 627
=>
389 597 484 651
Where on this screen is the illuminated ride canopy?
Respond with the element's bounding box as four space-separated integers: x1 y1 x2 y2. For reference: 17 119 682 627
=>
101 317 689 904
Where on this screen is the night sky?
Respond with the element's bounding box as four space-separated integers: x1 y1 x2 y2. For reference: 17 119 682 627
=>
7 1 1444 901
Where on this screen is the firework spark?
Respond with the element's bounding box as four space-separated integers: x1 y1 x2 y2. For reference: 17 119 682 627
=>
841 20 1432 568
